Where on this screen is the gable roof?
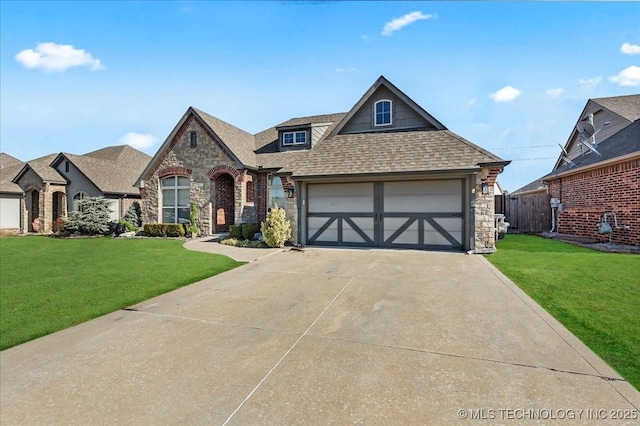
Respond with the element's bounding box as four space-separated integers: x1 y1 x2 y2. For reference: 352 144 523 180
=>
192 108 257 166
13 154 66 186
280 129 506 178
328 75 446 138
592 94 640 122
544 118 640 180
53 145 150 195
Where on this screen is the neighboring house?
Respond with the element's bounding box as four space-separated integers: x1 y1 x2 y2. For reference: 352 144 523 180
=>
508 94 640 245
0 153 26 233
0 145 150 234
137 76 510 252
543 117 640 246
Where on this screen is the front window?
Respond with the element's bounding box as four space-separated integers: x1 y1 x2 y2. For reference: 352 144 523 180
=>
374 100 392 126
73 191 89 211
268 176 285 209
283 131 306 145
161 176 190 224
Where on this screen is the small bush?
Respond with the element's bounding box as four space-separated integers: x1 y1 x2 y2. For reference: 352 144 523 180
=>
220 238 238 246
241 223 255 240
261 207 291 248
219 238 268 248
143 223 187 237
123 202 141 228
52 218 66 234
229 225 242 239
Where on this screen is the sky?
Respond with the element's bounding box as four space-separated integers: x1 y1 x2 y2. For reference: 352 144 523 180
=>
1 1 639 192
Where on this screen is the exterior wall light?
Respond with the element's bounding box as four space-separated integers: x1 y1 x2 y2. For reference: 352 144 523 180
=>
287 188 295 198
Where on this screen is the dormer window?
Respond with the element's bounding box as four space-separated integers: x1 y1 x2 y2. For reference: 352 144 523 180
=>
374 99 392 126
283 131 307 145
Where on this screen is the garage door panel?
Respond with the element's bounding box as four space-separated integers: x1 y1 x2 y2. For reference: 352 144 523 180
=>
384 218 419 245
308 183 373 213
384 180 462 213
425 219 463 246
343 217 374 244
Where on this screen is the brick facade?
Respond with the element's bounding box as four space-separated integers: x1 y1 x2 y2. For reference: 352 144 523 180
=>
547 158 639 246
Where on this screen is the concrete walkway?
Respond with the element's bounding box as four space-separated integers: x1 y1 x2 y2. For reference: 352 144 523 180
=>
183 236 284 262
1 248 638 424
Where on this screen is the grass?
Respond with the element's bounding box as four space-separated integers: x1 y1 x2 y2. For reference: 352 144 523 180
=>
486 234 640 390
0 236 244 350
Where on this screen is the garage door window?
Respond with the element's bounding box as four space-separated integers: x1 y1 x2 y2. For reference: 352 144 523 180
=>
268 176 285 209
162 176 190 224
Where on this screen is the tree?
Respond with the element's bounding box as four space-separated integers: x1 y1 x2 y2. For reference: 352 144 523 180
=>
64 196 112 235
123 202 141 229
260 207 291 248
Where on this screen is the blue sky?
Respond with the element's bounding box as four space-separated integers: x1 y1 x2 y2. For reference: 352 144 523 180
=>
1 1 639 191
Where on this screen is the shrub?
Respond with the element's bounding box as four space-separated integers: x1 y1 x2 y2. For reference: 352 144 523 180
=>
64 197 112 235
123 202 141 228
229 225 242 239
220 238 238 246
260 207 291 248
219 238 268 248
241 223 255 240
143 223 187 237
189 202 199 237
52 218 66 234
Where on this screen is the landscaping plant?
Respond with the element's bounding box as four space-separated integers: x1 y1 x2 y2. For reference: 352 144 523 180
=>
189 202 199 237
260 207 291 248
64 196 112 235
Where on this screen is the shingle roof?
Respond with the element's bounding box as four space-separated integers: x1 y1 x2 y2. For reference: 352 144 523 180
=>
512 178 546 194
193 108 257 167
592 94 640 122
0 162 25 194
280 129 505 177
544 119 640 179
0 153 23 170
14 154 66 185
60 145 151 195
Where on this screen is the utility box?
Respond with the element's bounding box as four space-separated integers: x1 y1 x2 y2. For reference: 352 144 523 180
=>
494 214 510 240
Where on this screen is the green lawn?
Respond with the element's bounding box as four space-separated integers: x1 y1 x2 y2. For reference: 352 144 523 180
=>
0 236 244 350
486 234 640 390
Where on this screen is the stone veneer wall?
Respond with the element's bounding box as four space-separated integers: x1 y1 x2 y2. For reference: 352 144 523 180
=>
140 115 253 235
473 170 497 252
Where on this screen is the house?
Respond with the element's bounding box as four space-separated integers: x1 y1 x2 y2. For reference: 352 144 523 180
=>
542 94 640 246
137 76 510 252
0 145 150 234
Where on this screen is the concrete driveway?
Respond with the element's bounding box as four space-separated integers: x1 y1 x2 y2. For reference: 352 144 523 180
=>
2 248 638 424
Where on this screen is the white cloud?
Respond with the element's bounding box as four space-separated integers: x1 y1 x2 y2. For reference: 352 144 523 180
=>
545 88 564 99
15 42 104 72
579 76 602 85
489 86 521 103
382 11 435 36
620 42 640 55
360 35 370 41
119 132 158 149
609 65 640 87
335 67 356 73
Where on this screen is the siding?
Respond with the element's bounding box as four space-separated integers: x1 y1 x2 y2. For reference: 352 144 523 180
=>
340 86 434 134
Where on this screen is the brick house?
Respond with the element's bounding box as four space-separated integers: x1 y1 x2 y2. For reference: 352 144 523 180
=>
137 76 509 252
0 145 150 234
543 120 639 246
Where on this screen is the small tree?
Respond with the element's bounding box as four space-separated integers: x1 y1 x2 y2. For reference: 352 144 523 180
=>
123 202 141 228
64 196 112 235
260 207 291 248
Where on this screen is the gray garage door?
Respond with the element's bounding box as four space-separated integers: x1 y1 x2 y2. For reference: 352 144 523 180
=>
307 180 464 250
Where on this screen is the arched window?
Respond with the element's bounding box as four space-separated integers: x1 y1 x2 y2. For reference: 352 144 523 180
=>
374 99 392 126
161 176 190 224
73 191 89 211
246 178 254 204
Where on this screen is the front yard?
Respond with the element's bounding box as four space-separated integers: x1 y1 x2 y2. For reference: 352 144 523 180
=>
486 234 640 390
0 236 243 350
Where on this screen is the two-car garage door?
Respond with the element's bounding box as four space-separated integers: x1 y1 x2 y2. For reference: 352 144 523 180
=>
307 179 464 251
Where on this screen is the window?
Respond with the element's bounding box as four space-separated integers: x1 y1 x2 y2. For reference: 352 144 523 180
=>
283 131 306 145
190 131 197 148
65 161 70 172
374 100 392 126
73 191 89 211
161 176 190 224
246 179 254 204
267 176 285 209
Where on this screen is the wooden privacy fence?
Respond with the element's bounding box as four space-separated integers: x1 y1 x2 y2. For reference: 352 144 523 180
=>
495 191 551 234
